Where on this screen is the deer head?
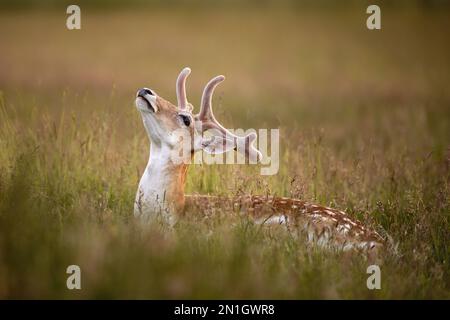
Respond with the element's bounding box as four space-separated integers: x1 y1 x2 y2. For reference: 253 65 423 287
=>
135 67 262 164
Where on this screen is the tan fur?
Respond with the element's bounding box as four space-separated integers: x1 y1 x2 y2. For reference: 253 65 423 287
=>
185 194 383 255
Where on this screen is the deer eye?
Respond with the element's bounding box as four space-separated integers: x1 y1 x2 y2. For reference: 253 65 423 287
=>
179 114 191 127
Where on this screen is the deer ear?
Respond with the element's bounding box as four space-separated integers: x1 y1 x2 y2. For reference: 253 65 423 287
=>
201 135 235 155
193 128 236 154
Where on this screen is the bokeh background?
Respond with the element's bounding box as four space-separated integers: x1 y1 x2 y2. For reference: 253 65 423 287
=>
0 0 449 298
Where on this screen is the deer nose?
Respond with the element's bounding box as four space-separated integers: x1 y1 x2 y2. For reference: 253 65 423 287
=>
137 88 155 98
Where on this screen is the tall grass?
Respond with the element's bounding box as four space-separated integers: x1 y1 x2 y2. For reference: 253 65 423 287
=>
0 7 449 298
0 87 448 298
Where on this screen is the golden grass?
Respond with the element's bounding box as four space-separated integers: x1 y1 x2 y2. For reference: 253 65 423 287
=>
0 7 449 298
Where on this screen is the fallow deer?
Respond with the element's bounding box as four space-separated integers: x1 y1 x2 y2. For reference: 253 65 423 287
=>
134 67 383 254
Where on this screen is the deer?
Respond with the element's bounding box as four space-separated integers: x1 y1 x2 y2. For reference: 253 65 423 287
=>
134 67 384 255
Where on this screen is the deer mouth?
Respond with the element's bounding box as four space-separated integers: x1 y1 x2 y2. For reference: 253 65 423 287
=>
136 89 158 113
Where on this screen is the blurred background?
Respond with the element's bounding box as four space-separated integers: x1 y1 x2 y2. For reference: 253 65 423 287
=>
0 0 449 299
1 1 449 135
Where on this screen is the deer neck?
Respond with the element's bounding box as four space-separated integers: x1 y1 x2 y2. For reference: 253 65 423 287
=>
135 143 188 219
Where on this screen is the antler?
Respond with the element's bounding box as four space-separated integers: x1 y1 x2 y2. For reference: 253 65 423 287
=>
176 67 192 111
197 75 262 163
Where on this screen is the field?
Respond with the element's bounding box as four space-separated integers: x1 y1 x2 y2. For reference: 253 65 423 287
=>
0 3 449 298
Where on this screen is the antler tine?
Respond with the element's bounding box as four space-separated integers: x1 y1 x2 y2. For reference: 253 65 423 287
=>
199 75 225 121
176 67 191 110
198 75 262 163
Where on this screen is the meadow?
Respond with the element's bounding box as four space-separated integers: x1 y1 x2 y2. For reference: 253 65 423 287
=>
0 4 449 298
